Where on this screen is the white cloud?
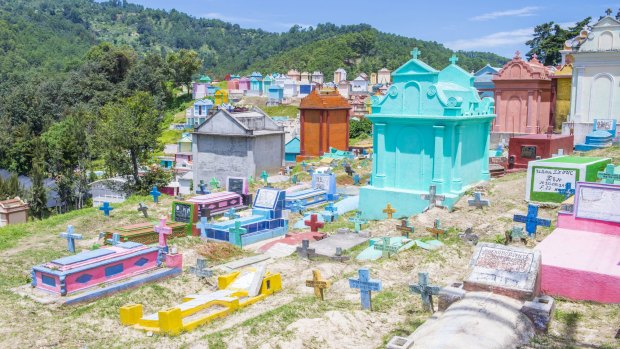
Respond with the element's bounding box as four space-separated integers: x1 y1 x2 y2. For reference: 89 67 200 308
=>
446 28 534 50
470 6 540 21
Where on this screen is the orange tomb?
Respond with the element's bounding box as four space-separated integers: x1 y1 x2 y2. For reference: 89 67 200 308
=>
297 88 351 161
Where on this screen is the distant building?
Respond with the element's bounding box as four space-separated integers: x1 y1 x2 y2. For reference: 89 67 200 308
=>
0 197 28 227
551 64 573 131
238 77 251 92
311 71 324 84
377 68 391 84
192 107 285 184
285 137 301 162
297 88 352 160
267 85 284 105
301 71 310 83
561 14 620 144
263 75 274 95
186 99 214 128
492 51 552 139
287 69 301 82
193 75 212 99
248 72 263 96
283 79 298 98
334 68 347 84
337 80 351 99
351 75 369 95
473 64 500 98
370 72 377 85
90 177 129 207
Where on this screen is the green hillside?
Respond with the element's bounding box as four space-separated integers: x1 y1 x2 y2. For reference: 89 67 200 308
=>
0 0 507 84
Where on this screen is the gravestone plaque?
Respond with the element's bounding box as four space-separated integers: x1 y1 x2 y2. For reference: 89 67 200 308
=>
575 183 620 223
173 202 192 223
226 176 247 195
521 146 537 159
463 242 541 301
533 168 576 193
595 119 614 132
314 174 330 191
254 188 278 209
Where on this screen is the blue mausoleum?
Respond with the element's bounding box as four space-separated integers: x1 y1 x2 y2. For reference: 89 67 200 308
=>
359 49 496 219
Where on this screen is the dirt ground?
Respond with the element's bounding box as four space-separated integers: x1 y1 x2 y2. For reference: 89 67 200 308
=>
0 161 618 349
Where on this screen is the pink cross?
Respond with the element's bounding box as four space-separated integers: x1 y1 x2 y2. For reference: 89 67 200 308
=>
154 217 172 249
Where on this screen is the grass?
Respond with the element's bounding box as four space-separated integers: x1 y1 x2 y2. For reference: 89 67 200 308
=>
261 105 299 118
158 129 184 147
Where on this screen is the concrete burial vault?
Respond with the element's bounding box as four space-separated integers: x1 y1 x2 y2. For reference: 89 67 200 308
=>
388 243 554 349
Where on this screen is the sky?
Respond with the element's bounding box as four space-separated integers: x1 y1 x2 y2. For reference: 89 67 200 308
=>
126 0 619 57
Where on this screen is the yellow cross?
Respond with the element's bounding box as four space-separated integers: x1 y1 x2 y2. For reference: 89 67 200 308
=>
305 269 331 301
383 203 396 219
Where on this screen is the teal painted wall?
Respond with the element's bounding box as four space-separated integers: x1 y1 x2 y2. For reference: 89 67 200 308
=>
359 50 496 219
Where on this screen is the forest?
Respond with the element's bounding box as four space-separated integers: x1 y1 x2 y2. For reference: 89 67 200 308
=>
0 0 543 219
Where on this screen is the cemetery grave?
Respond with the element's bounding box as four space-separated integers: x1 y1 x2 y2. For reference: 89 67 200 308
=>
0 156 619 348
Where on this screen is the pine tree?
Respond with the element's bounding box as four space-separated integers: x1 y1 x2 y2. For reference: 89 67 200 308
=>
29 162 48 220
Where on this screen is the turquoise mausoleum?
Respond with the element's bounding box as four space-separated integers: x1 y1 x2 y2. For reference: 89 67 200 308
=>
359 49 496 219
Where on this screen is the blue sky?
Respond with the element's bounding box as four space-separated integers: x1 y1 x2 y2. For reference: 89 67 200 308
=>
127 0 619 57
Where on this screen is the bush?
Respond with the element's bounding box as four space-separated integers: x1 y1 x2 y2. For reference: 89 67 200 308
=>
349 118 372 139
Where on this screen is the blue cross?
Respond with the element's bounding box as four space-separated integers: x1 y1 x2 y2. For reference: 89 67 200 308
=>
59 225 83 253
468 192 490 209
349 268 382 310
289 200 304 214
291 174 298 184
556 182 575 199
196 180 209 195
301 161 307 171
99 202 114 217
308 166 314 176
598 164 620 184
150 186 162 203
353 173 360 185
513 204 551 237
224 207 240 220
325 202 337 214
196 216 211 238
107 233 121 246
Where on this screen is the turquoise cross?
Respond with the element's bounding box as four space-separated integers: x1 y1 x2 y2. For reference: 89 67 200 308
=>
449 54 458 65
348 211 367 233
598 164 620 184
374 236 400 258
260 170 269 185
411 47 421 59
229 220 246 247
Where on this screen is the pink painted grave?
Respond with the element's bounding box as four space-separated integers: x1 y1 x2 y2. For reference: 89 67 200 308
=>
535 181 620 303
